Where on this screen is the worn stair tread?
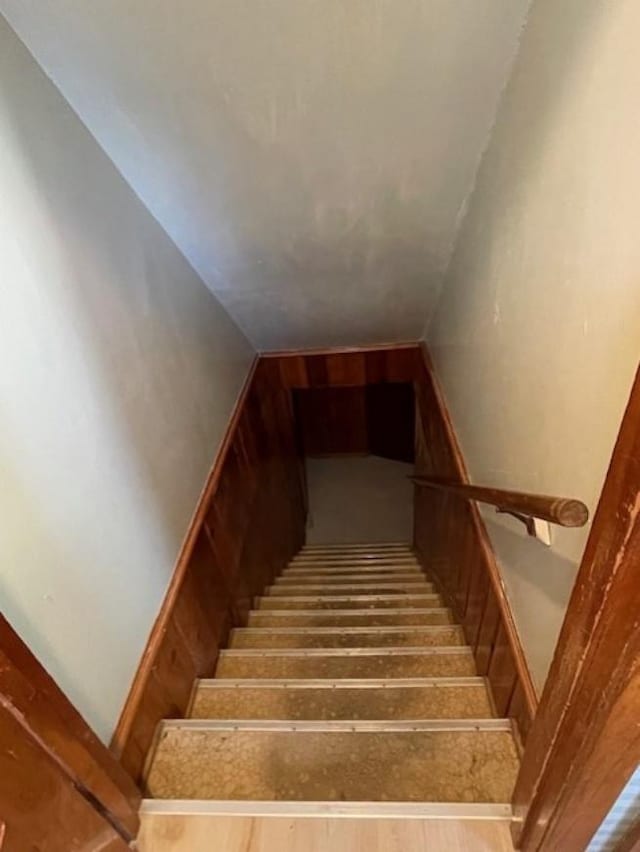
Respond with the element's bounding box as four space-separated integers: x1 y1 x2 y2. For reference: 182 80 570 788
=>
229 625 465 649
247 608 454 627
215 647 476 679
296 553 415 561
265 582 434 596
280 569 426 580
255 593 442 610
145 724 519 803
300 543 412 552
190 678 494 720
255 594 443 611
290 557 419 567
297 550 413 557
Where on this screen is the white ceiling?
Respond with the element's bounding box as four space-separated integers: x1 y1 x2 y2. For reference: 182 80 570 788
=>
1 1 530 349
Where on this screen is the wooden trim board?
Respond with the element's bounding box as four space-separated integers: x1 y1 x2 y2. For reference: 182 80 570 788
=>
260 341 421 358
0 615 138 849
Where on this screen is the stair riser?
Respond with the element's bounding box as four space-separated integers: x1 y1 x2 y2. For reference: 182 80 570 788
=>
229 627 464 649
265 583 433 596
300 544 411 553
247 611 453 627
190 682 494 720
279 572 425 582
146 727 519 803
289 556 419 568
255 595 442 610
215 652 476 679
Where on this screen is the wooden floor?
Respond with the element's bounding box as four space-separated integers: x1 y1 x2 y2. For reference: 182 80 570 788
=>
137 815 516 851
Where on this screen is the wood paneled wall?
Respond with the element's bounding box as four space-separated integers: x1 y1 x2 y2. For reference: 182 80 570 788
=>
0 615 139 851
266 344 421 390
294 387 369 456
412 347 537 740
294 384 414 461
111 358 306 782
267 345 418 462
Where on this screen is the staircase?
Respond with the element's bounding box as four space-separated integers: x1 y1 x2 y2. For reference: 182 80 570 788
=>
143 542 520 815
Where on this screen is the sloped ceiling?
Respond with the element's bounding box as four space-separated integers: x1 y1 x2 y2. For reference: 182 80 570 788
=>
1 2 530 349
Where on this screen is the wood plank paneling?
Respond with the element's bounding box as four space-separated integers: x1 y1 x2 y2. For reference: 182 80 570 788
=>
0 703 129 852
273 347 418 461
111 359 306 783
325 352 367 386
294 383 415 461
294 387 368 456
0 615 140 844
512 364 640 852
475 589 502 676
487 623 519 719
266 343 420 390
507 681 533 744
413 345 537 742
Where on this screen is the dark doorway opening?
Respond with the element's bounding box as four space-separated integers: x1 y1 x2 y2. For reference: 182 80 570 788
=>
292 381 415 463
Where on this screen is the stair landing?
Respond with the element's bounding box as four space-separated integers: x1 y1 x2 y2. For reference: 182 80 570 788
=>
138 814 516 852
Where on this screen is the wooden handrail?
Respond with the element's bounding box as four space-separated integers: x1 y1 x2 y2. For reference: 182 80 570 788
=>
410 477 589 528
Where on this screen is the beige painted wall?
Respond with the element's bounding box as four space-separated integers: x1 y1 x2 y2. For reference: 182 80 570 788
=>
0 19 254 741
428 0 640 691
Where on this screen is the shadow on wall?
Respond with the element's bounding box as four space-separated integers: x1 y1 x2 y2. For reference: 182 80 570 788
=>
0 20 252 740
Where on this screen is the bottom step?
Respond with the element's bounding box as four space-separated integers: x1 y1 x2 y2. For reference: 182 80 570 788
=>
146 722 519 804
137 810 516 852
